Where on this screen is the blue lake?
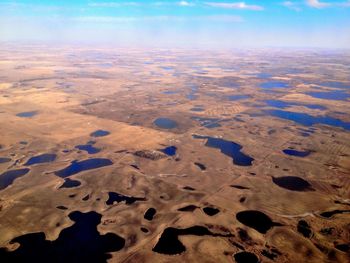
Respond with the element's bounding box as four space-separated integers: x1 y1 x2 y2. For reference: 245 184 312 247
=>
154 118 178 129
25 154 56 165
266 110 350 131
54 158 113 178
264 100 326 110
193 135 254 166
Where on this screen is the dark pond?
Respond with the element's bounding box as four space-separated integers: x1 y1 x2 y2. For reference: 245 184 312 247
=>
203 207 220 216
144 208 157 221
59 178 81 189
183 186 195 191
178 205 199 212
306 90 350 101
283 149 311 157
90 130 110 137
236 210 280 234
194 162 206 171
193 135 254 166
25 153 56 166
159 146 177 156
297 220 312 238
272 176 314 191
0 211 125 262
75 143 101 154
82 194 90 201
231 185 250 190
16 111 38 118
233 251 259 263
266 110 350 131
260 81 288 89
190 107 204 112
228 95 250 101
152 226 232 255
264 100 326 110
106 192 146 205
54 158 113 178
0 157 11 164
320 209 350 218
154 118 178 129
186 84 199 100
0 168 30 190
57 206 68 210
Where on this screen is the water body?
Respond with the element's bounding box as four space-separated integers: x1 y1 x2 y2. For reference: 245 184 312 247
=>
152 226 232 255
203 207 220 216
234 252 259 263
272 176 314 191
75 143 101 154
228 95 250 101
144 208 157 221
0 168 30 190
320 209 350 218
54 158 113 178
0 157 11 164
178 205 199 212
283 149 311 157
154 118 178 129
297 220 312 238
264 100 326 110
25 153 56 165
59 178 81 189
0 211 125 262
236 210 280 234
194 162 206 171
265 110 350 131
260 81 288 89
159 146 177 156
16 111 38 118
90 130 110 137
106 192 146 205
306 90 350 101
193 135 254 166
231 185 250 190
190 107 204 112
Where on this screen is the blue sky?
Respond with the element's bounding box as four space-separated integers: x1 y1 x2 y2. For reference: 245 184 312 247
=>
1 0 349 48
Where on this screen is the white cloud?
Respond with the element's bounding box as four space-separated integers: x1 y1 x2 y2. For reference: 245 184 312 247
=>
306 0 330 8
282 1 301 11
178 1 194 6
205 2 264 10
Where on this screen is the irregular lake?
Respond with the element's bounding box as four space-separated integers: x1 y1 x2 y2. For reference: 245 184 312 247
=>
54 158 113 178
265 100 326 110
0 211 125 262
193 135 254 166
159 146 177 156
59 178 81 189
236 210 280 234
75 143 101 154
25 153 56 165
154 118 178 129
0 168 30 190
272 176 314 191
266 110 350 131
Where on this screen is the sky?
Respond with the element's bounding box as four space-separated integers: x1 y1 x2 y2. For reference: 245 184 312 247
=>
0 0 350 48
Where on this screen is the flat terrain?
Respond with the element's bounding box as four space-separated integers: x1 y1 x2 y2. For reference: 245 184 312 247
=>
0 45 349 262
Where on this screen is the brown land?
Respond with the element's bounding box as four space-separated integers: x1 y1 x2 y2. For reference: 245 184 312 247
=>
0 45 349 262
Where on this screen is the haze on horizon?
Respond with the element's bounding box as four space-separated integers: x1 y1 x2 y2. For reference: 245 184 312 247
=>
1 0 350 49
